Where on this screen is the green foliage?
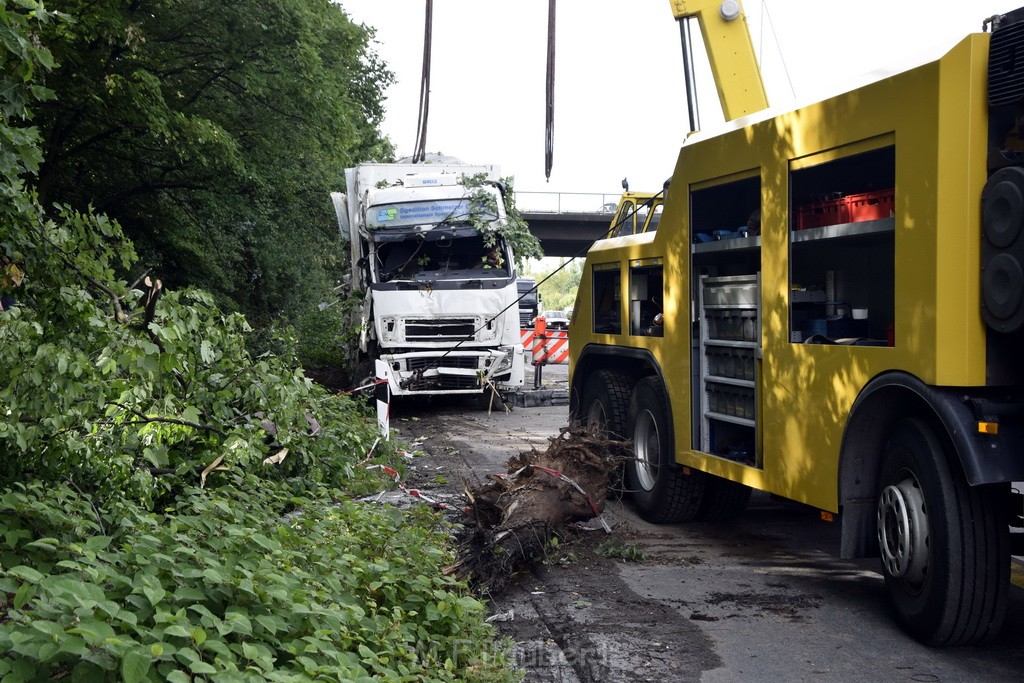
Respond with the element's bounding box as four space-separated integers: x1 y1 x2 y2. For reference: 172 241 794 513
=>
0 0 56 214
0 479 518 682
0 201 388 503
527 259 583 312
596 540 647 562
33 0 395 327
0 10 519 681
464 174 545 270
294 297 361 370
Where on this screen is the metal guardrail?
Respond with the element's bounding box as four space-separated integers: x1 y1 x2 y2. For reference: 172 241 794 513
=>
515 191 620 214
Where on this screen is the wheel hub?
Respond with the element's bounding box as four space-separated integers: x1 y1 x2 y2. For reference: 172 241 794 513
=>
586 399 607 432
877 475 929 588
633 409 659 491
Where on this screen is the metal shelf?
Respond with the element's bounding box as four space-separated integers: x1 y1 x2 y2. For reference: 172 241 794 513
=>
704 411 756 428
692 235 761 254
704 339 759 349
697 273 761 461
790 217 894 243
705 375 756 389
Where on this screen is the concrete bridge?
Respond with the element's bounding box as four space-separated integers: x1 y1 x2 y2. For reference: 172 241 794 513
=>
516 191 618 257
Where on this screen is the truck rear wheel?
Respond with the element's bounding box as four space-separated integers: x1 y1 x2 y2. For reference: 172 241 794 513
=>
626 377 704 523
577 368 636 497
876 418 1008 645
577 368 634 439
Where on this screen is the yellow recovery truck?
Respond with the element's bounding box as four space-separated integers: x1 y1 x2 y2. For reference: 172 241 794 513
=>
569 1 1024 645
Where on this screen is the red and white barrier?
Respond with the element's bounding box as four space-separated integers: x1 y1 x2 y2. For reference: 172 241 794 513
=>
521 326 569 365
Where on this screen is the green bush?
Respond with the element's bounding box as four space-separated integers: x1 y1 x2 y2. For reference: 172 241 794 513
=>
0 5 519 680
0 478 517 682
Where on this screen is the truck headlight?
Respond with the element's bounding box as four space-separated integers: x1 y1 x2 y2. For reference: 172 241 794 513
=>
493 348 514 373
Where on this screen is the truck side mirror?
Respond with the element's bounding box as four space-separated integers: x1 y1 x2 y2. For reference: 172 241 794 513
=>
330 192 349 234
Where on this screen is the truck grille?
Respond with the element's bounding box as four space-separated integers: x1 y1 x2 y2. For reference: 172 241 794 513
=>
407 356 478 371
406 375 480 391
405 318 477 342
989 13 1024 106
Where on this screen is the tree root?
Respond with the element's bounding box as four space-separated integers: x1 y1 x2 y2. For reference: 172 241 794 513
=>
448 427 632 594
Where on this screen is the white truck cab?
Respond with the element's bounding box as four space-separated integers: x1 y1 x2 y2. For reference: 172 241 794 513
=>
333 161 525 399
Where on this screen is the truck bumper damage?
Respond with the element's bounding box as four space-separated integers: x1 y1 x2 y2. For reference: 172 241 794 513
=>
382 346 524 396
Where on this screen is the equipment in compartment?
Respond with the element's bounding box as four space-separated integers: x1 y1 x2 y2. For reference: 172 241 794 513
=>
794 188 894 230
698 274 760 466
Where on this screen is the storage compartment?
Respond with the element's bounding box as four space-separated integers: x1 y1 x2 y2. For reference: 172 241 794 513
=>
629 261 664 337
707 347 755 381
705 309 757 342
696 274 760 466
690 174 762 466
789 144 895 345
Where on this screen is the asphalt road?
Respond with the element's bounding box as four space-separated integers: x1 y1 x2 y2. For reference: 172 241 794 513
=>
384 363 1024 682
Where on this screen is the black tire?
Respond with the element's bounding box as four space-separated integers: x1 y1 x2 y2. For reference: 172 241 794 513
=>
477 386 509 412
696 476 751 522
350 359 377 395
575 368 636 498
876 418 1009 646
626 377 705 523
577 368 635 439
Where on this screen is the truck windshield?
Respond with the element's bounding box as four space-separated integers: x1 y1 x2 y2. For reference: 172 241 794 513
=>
373 230 510 282
366 198 498 230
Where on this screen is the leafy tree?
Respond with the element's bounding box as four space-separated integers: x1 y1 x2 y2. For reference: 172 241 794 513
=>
1 8 520 678
33 0 394 326
2 0 386 505
529 258 582 312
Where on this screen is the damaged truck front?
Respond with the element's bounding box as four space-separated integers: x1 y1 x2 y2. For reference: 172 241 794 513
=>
332 162 525 400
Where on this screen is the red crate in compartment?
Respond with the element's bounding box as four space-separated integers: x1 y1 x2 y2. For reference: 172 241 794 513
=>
794 198 847 230
843 189 894 223
795 189 894 230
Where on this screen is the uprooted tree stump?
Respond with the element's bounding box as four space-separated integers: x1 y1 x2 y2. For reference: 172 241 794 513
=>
448 427 633 594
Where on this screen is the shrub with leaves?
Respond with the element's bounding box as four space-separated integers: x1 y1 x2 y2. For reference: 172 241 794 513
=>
0 4 519 681
0 201 386 504
0 479 518 682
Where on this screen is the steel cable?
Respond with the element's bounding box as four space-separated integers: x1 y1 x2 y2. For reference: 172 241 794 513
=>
412 0 433 163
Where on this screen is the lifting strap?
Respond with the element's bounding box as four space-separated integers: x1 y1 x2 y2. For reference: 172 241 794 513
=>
412 0 433 163
545 0 556 181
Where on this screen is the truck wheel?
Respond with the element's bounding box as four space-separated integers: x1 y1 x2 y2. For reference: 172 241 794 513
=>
696 476 751 522
350 359 377 395
626 377 704 523
876 418 1008 645
477 386 509 411
576 369 636 497
577 368 635 439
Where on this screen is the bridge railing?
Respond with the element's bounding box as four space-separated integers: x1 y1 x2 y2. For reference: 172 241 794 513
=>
514 191 621 214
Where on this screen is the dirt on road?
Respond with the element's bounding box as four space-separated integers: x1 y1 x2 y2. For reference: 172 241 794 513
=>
377 371 1024 683
387 396 719 682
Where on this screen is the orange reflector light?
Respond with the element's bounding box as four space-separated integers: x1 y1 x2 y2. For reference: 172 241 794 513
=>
682 466 691 475
977 421 999 435
820 511 834 523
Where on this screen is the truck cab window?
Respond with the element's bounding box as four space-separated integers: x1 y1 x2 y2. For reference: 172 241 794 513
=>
592 266 621 334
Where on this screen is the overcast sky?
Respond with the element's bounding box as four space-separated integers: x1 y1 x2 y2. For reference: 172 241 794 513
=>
340 1 1021 208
